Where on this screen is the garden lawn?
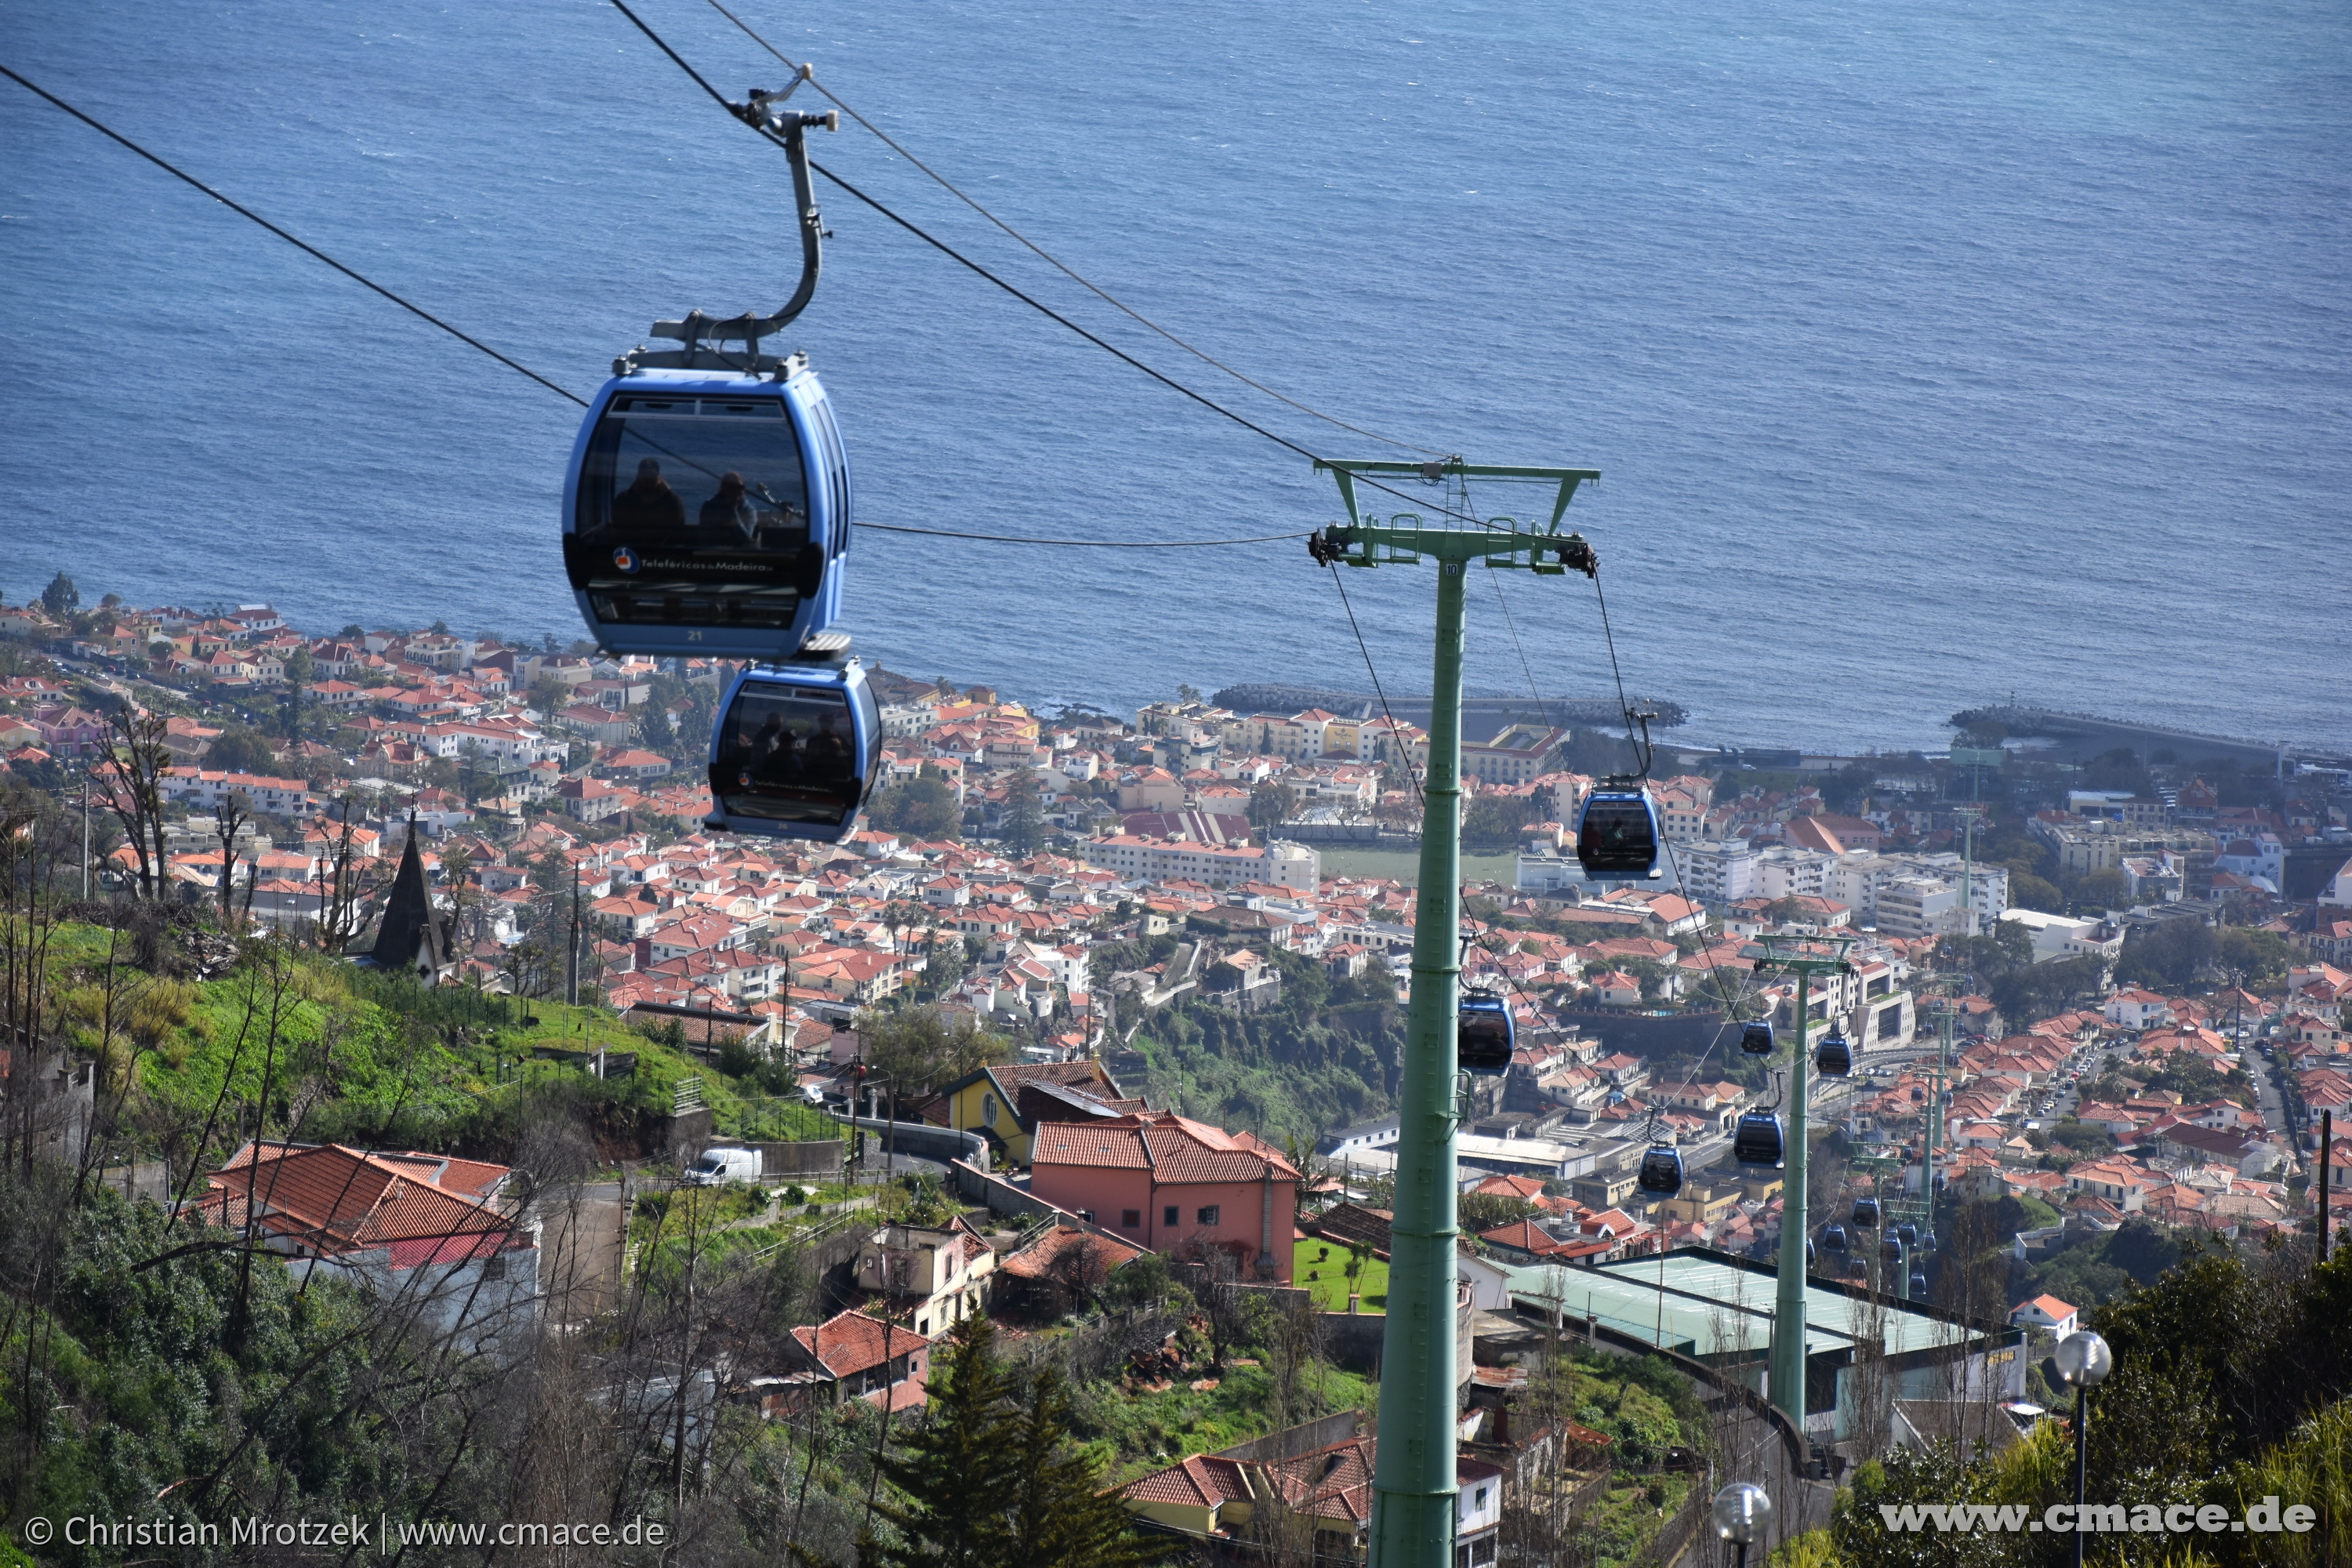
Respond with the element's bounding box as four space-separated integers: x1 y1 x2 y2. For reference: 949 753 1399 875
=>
1294 1237 1388 1312
1080 1362 1377 1486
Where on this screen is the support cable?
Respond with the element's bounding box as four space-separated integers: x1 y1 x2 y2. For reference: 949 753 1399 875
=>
0 62 589 408
0 62 1334 556
607 0 1499 530
1324 568 1424 805
705 0 1444 456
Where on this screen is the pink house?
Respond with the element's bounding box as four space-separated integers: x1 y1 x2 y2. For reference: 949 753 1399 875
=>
1029 1112 1300 1282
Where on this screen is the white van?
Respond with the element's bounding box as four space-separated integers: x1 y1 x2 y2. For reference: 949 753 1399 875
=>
684 1146 763 1186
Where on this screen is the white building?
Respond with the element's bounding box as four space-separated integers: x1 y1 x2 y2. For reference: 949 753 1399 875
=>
1667 840 1759 906
2000 909 2125 966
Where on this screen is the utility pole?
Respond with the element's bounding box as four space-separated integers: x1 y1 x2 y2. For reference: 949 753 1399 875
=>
1753 932 1857 1433
568 864 583 1007
1309 458 1599 1568
1955 802 1984 938
80 765 91 900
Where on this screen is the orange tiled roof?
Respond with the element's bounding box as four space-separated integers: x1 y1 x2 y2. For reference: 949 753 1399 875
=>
787 1309 933 1379
1031 1112 1301 1185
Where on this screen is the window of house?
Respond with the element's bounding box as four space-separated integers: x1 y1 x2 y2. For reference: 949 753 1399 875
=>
1122 1210 1142 1229
982 1092 997 1127
1196 1205 1220 1225
916 1318 928 1335
1164 1206 1179 1228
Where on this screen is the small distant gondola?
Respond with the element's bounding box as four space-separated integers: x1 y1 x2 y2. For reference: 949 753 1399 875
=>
1895 1221 1919 1250
1574 788 1662 882
1822 1223 1849 1254
1458 994 1515 1075
1732 1109 1785 1168
1739 1021 1777 1056
703 651 880 843
1910 1271 1929 1298
1638 1143 1685 1198
1882 1236 1904 1262
1815 1025 1853 1077
1852 1197 1880 1229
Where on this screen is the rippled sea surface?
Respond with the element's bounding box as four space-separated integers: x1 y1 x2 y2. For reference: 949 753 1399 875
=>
4 0 2347 750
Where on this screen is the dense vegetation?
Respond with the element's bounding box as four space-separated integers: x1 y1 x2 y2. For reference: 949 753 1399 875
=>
1091 936 1406 1144
1800 1240 2352 1567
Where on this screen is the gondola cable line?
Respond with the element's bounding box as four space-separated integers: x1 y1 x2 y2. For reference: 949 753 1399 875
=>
702 0 1446 459
607 0 1518 534
0 61 590 410
0 63 1327 557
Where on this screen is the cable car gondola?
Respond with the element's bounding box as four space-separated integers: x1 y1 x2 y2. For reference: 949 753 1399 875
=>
1739 1021 1777 1057
1815 1025 1853 1077
1637 1143 1685 1198
1822 1223 1849 1254
1457 994 1515 1075
704 652 881 842
1910 1271 1929 1298
1881 1236 1904 1262
1573 788 1662 882
1895 1221 1918 1250
1732 1109 1785 1168
1852 1197 1879 1229
564 107 854 661
564 361 850 659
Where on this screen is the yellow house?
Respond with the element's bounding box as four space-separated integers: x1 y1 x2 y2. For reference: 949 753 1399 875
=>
1121 1454 1258 1536
939 1061 1131 1167
1657 1184 1744 1227
1321 716 1367 760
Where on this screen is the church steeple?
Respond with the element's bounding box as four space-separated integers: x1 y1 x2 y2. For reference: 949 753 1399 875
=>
365 813 451 981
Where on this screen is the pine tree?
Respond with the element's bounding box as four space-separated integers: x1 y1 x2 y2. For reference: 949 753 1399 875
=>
1004 1366 1178 1568
1004 768 1045 854
869 1316 1020 1566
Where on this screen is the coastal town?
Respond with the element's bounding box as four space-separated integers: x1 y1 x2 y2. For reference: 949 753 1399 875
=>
4 575 2350 1560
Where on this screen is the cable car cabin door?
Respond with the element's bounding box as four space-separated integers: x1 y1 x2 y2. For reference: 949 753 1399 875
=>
562 365 848 660
705 664 881 843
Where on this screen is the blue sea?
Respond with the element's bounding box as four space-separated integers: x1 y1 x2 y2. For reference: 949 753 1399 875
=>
3 0 2347 753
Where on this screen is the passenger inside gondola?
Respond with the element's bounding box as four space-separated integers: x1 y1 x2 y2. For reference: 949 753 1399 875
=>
612 459 686 535
699 470 756 539
717 688 861 824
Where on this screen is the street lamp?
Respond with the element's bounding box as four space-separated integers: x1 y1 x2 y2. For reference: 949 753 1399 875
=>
2053 1329 2113 1568
1711 1482 1773 1568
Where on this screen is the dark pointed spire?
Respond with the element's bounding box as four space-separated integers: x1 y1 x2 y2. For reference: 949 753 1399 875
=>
366 813 449 978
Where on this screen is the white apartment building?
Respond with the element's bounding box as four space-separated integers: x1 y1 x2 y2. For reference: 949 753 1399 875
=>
1875 877 1963 938
1666 840 1759 905
1752 845 1834 901
1082 835 1319 893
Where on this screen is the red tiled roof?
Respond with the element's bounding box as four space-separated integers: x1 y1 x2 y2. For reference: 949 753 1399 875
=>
1031 1112 1301 1184
787 1309 933 1379
1123 1453 1254 1509
1480 1219 1566 1255
1000 1224 1145 1280
196 1141 517 1259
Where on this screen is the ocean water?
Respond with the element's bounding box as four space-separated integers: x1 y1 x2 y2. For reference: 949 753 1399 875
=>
3 0 2347 753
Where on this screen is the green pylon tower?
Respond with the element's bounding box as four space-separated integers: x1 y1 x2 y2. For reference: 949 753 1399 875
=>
1752 931 1857 1432
1311 458 1599 1568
